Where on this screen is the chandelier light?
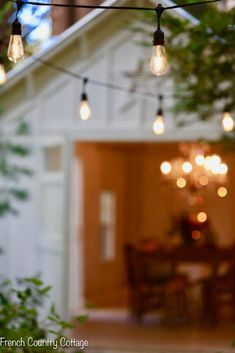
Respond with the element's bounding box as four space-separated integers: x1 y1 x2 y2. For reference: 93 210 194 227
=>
160 145 229 199
79 78 92 121
150 4 168 77
153 94 165 135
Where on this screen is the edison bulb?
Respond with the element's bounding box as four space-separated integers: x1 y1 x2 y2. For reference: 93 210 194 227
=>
7 35 24 63
150 45 168 76
0 63 7 85
222 112 234 132
153 115 165 135
80 98 92 121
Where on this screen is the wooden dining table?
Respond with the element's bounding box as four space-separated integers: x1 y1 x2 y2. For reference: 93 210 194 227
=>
138 244 235 324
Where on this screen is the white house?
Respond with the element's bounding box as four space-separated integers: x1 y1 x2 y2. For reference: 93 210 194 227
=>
0 0 233 319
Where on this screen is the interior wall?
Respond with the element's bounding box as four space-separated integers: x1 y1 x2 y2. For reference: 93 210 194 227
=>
76 142 235 306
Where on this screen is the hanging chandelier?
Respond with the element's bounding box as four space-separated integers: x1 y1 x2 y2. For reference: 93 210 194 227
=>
160 144 229 200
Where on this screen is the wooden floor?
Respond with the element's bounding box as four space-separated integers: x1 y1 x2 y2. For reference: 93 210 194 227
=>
73 309 235 353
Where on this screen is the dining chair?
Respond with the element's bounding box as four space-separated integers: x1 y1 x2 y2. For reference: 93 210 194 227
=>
212 262 235 324
124 243 190 323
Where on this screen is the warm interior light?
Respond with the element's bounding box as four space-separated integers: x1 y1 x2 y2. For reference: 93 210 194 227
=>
160 162 172 175
211 154 221 165
80 96 92 121
150 13 168 77
192 230 202 240
197 212 207 223
222 111 234 132
153 114 165 135
182 162 192 174
176 178 186 188
217 187 228 198
199 176 209 186
219 163 228 175
160 145 228 196
0 62 7 85
204 156 212 171
150 45 168 76
7 19 24 63
195 154 205 166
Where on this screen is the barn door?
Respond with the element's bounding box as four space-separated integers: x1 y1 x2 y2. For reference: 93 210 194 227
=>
37 136 70 317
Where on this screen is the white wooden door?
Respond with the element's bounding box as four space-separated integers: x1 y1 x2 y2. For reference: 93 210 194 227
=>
37 136 70 317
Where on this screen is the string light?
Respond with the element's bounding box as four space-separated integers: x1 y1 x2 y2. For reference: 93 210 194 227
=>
79 78 92 121
9 0 223 11
0 54 7 85
7 1 24 63
153 94 165 135
222 109 234 132
6 0 223 77
150 4 168 76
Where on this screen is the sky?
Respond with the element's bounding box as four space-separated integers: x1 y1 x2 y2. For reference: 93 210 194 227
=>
13 0 52 45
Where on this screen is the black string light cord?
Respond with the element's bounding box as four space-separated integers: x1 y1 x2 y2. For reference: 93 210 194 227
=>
24 50 159 99
24 49 191 100
9 0 223 11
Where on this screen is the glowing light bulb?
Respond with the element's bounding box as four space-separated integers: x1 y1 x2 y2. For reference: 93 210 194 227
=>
150 19 168 77
222 111 234 132
160 162 172 175
199 176 209 186
210 156 222 175
0 58 7 85
192 230 202 240
195 154 204 166
176 178 186 188
219 163 228 175
211 155 221 166
153 113 165 135
7 19 24 63
217 187 228 198
80 93 91 121
182 162 192 174
197 212 207 223
150 45 168 76
204 156 212 171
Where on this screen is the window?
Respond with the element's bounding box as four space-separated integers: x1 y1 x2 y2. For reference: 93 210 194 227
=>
43 146 62 172
99 190 116 262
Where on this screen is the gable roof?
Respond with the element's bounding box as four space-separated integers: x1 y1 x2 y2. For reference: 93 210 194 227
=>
2 0 197 91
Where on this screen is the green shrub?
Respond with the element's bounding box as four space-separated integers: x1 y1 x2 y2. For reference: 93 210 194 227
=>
0 277 84 352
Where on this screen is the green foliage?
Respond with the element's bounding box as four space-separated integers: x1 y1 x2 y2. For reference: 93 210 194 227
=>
139 5 235 132
0 277 85 353
0 122 32 218
167 7 235 123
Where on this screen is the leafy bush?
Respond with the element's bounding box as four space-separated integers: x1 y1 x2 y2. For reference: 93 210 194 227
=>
0 277 84 352
138 4 235 131
0 121 32 218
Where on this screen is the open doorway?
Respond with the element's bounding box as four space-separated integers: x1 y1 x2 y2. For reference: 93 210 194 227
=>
74 141 235 311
